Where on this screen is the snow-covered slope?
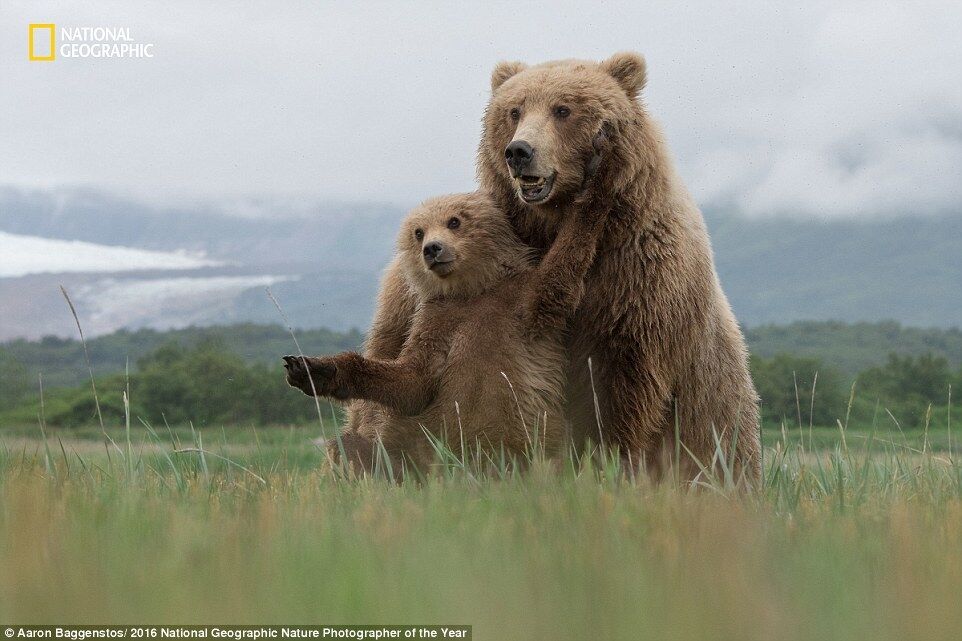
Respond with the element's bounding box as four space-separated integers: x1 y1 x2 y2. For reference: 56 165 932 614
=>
0 231 219 278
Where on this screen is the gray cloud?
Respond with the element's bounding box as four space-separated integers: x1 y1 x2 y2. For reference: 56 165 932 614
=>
1 0 960 217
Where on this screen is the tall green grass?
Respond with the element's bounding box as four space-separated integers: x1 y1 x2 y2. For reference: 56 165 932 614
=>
1 424 961 640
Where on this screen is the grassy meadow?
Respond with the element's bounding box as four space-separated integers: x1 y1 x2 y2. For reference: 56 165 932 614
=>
1 417 961 640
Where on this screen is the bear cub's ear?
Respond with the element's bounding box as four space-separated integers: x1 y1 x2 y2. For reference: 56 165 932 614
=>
491 60 527 92
600 52 647 98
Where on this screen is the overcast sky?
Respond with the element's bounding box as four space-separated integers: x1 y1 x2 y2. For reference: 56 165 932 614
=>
1 0 960 217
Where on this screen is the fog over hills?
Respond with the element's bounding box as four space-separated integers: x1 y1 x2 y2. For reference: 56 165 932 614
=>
0 187 959 340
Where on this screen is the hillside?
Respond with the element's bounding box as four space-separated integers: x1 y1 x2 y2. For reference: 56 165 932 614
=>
708 211 962 328
745 321 962 377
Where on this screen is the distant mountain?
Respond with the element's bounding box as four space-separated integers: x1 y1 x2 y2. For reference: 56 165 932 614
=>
707 211 962 328
1 187 960 339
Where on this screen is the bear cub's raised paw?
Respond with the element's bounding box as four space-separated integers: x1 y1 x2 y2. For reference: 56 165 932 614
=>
282 355 337 397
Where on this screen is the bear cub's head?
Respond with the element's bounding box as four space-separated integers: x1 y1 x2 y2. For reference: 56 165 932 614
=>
483 51 647 208
398 192 532 300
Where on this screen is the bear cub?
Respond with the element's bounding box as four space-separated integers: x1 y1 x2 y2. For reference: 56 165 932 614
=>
284 186 610 474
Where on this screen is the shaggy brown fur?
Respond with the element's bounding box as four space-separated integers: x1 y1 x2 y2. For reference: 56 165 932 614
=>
286 188 611 472
345 52 761 482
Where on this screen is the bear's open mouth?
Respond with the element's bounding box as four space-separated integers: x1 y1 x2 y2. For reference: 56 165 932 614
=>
517 173 555 204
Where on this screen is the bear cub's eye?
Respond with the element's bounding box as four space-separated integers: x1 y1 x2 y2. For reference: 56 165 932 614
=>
553 105 571 119
509 107 521 122
447 217 461 230
414 228 424 241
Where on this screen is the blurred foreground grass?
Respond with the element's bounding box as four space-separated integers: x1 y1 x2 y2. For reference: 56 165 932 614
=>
1 425 962 640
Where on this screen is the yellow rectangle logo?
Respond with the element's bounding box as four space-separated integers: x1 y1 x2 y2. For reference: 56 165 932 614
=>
29 24 56 61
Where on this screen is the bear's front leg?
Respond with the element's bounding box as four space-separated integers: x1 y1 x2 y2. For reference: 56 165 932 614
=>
290 351 440 416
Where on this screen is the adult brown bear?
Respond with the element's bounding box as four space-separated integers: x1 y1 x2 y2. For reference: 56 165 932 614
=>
347 52 760 482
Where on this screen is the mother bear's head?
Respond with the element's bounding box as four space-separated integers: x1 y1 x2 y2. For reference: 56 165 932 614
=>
479 51 652 223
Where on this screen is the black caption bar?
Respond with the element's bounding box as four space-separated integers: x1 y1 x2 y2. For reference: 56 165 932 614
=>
1 628 471 641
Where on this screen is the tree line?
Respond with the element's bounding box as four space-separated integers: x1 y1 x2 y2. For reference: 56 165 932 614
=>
1 322 959 430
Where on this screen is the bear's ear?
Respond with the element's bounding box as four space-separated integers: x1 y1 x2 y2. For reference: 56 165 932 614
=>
600 52 647 98
491 60 527 92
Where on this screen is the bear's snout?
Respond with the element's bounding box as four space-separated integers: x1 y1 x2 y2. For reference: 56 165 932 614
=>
423 241 447 264
504 140 534 176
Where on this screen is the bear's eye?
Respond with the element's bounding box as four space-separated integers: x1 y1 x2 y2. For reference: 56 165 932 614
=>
414 228 424 241
553 105 571 119
447 217 461 230
509 107 521 122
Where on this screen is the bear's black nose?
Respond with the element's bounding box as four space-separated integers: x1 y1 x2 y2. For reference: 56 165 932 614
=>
505 140 534 174
423 241 444 262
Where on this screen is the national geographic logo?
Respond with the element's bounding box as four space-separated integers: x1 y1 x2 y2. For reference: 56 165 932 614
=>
27 24 55 61
28 23 155 61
